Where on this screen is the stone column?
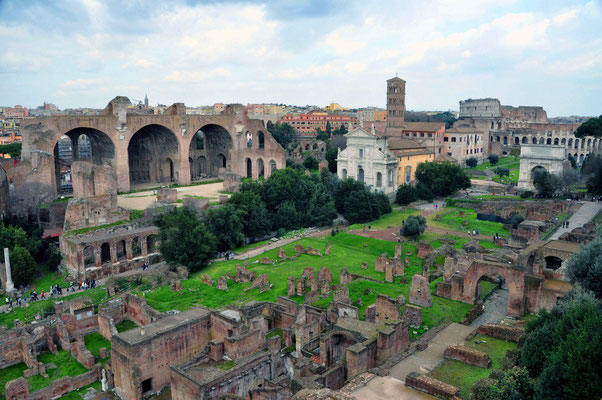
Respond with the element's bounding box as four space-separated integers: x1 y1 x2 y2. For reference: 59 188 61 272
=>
125 239 133 260
141 237 148 257
95 246 102 267
110 243 118 264
4 248 14 292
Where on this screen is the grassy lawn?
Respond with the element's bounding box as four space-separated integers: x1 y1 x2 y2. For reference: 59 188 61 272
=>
0 362 27 400
29 267 71 294
0 287 107 329
84 332 111 363
470 156 520 172
491 168 519 184
28 350 88 392
235 238 272 253
60 382 102 400
116 319 138 333
429 335 517 399
428 207 509 238
142 233 474 340
348 208 421 230
479 281 498 301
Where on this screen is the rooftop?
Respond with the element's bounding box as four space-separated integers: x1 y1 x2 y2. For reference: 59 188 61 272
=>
115 307 210 346
403 122 446 132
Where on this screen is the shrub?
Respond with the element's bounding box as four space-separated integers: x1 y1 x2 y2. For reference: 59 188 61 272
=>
487 154 499 165
401 215 426 239
395 184 418 205
495 167 510 177
509 215 525 229
520 190 534 199
465 157 478 168
10 245 37 287
415 161 471 197
374 192 392 215
343 190 380 224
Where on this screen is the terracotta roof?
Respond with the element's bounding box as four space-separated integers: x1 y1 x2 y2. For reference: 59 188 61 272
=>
310 355 321 364
387 137 424 150
403 122 445 132
435 154 458 163
391 149 433 157
445 127 483 134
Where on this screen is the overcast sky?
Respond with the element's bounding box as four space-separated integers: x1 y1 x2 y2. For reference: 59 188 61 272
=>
1 0 601 116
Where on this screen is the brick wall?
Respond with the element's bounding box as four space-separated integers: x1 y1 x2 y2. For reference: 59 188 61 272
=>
443 345 491 368
476 324 523 343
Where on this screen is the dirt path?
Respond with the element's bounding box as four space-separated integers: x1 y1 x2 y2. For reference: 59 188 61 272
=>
117 182 226 210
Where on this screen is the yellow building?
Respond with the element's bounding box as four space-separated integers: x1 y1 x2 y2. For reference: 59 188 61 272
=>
387 137 434 185
324 102 348 112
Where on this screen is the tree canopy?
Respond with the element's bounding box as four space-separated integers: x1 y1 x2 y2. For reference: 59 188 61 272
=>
565 231 602 298
414 161 471 197
0 142 21 159
266 121 294 149
155 207 217 272
574 114 602 138
402 215 426 239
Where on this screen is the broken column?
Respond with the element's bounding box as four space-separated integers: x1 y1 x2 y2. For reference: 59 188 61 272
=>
4 248 14 293
409 274 432 307
287 276 296 297
340 268 352 285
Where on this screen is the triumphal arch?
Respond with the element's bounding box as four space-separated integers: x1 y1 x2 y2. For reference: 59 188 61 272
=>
517 144 568 190
17 97 286 196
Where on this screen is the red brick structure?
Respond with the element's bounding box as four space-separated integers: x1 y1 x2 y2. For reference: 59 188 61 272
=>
405 372 461 400
17 97 286 197
476 324 524 343
443 344 491 368
60 225 159 280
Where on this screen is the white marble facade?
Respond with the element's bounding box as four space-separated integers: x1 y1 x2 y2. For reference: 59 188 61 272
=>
336 126 398 195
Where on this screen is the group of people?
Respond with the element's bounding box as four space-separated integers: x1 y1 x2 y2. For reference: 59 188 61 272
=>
470 229 480 236
3 279 98 310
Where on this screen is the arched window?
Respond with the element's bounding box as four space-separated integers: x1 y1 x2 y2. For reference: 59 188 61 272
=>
532 137 537 144
376 172 382 187
514 136 520 145
568 138 573 147
561 138 566 145
258 131 265 149
388 170 394 187
554 138 559 145
522 136 527 144
270 160 277 173
405 166 412 183
100 243 111 264
246 132 253 148
546 138 552 145
539 137 545 144
503 136 508 145
574 139 579 149
246 158 252 178
342 169 347 179
358 168 364 182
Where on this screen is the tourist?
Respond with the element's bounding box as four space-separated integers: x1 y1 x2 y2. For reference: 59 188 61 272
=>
566 221 569 228
41 290 45 300
5 296 10 309
363 226 366 233
368 225 371 231
17 297 22 307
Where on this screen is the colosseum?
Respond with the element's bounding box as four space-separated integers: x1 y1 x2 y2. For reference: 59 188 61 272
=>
457 98 595 163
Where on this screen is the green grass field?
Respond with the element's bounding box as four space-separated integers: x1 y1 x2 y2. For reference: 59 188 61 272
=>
428 207 509 238
27 350 88 392
348 208 421 230
0 287 107 329
471 156 520 172
116 319 138 333
0 362 27 400
142 233 473 338
84 332 111 363
429 335 517 399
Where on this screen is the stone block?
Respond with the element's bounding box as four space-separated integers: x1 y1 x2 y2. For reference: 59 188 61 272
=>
157 188 177 203
405 372 460 400
287 276 296 297
217 276 228 290
444 344 491 368
182 197 209 212
201 274 213 286
319 280 331 295
296 277 306 296
318 267 332 282
259 257 272 264
340 268 352 285
365 304 376 323
361 262 367 269
392 257 404 276
278 248 287 258
395 243 402 258
409 274 432 307
402 304 422 326
385 264 393 283
334 286 350 304
375 253 387 272
417 242 434 259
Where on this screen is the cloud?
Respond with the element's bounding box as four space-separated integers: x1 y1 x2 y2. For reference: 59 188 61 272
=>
164 68 232 82
0 0 600 115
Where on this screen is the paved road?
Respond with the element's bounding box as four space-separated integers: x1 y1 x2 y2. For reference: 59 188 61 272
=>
550 201 602 240
470 286 509 327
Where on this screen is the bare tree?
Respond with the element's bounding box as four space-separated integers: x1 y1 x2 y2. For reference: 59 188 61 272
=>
11 182 54 228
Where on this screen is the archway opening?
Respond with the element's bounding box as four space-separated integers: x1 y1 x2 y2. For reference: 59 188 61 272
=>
554 138 559 145
131 237 142 257
522 137 527 144
546 138 552 145
476 275 504 302
342 169 347 179
147 235 157 254
532 137 537 144
100 243 111 264
246 158 252 178
128 124 179 187
54 128 116 195
116 240 126 261
188 124 232 179
531 166 547 183
257 158 264 178
376 172 382 187
358 168 364 182
514 137 520 145
258 131 265 149
270 160 277 174
83 246 95 269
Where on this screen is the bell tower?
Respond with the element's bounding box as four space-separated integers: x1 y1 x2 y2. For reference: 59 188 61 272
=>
384 77 406 137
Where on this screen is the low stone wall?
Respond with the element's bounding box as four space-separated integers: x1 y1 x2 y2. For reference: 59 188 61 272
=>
443 344 491 368
477 324 524 343
405 372 461 400
461 302 484 325
5 365 100 400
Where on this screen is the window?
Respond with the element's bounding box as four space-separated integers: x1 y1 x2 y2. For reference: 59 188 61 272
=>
444 137 449 142
428 133 432 138
376 172 382 187
359 149 364 158
447 152 452 156
451 137 456 142
405 166 412 183
420 133 424 137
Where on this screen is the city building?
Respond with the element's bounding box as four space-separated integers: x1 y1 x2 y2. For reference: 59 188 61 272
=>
400 122 446 156
1 105 28 118
279 112 358 138
213 103 225 114
387 137 434 185
336 125 398 195
443 127 484 165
